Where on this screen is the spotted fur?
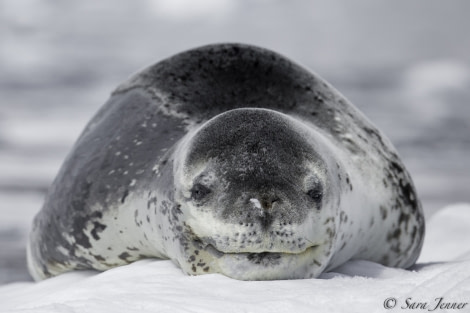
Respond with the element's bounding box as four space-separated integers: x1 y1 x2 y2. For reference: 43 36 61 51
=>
27 43 424 281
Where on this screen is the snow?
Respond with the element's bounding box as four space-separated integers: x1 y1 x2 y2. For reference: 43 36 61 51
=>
418 203 470 263
1 204 469 313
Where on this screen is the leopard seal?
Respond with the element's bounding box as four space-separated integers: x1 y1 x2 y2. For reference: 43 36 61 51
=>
27 43 425 281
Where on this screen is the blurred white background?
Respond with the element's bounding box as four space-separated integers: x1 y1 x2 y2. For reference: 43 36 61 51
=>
1 0 469 284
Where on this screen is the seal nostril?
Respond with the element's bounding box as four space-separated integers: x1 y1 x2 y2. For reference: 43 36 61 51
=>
250 195 280 210
260 197 280 210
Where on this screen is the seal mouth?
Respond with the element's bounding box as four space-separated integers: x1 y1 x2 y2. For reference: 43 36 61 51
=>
204 243 319 265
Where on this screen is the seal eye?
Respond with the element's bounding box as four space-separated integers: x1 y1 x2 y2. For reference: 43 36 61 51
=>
307 186 323 208
190 183 211 201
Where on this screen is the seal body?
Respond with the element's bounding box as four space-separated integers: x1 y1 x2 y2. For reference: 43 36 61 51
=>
27 43 425 281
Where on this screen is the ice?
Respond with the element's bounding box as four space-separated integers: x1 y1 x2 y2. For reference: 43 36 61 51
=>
0 204 469 313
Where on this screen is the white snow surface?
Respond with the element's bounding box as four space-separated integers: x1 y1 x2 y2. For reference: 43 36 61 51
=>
1 204 470 313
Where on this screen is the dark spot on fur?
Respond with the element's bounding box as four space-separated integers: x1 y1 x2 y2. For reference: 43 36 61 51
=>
92 254 106 262
390 161 404 174
90 221 107 241
71 212 101 249
411 226 417 240
326 227 335 238
147 196 158 210
380 206 388 220
400 180 418 210
345 176 353 191
390 243 401 254
171 204 182 222
398 212 411 230
121 189 129 204
118 252 131 261
387 228 402 241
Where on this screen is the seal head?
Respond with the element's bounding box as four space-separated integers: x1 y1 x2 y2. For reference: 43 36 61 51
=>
171 108 342 279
